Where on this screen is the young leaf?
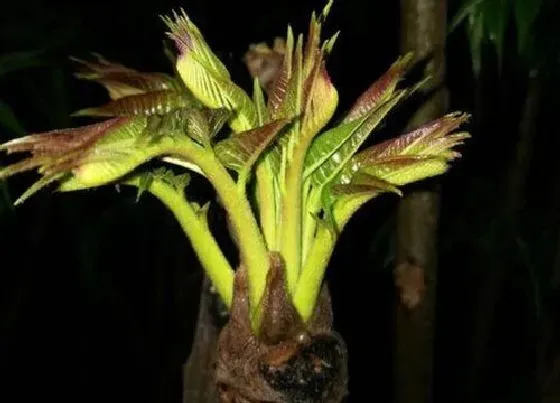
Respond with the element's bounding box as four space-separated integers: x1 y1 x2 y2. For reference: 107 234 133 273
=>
0 111 206 200
136 171 154 201
268 26 294 116
164 10 257 132
343 53 413 122
351 112 471 186
151 107 230 147
253 78 269 125
0 118 134 198
359 155 451 186
301 57 338 141
331 172 402 196
72 54 181 99
214 118 291 173
72 90 195 117
329 174 402 230
277 34 304 122
135 167 191 202
305 89 409 187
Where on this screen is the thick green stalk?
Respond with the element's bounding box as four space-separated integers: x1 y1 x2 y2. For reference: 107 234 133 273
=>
280 145 308 294
256 162 278 250
301 185 321 266
293 222 335 321
170 141 270 313
135 176 234 306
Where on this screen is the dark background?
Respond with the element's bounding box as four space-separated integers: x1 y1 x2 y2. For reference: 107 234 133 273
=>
1 0 559 402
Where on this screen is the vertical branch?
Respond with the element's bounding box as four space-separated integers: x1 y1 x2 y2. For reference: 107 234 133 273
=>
394 1 447 402
183 275 221 403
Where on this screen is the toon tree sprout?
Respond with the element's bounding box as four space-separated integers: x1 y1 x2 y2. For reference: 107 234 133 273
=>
0 1 469 401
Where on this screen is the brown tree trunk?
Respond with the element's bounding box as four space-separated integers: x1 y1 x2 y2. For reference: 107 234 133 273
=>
394 1 447 403
182 275 221 403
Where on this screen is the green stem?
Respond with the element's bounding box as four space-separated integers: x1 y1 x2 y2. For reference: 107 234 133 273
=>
131 176 234 306
281 146 307 294
293 222 335 321
170 141 270 313
301 184 321 266
256 162 278 250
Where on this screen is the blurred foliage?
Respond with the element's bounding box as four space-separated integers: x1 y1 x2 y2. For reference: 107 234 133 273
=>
450 0 560 76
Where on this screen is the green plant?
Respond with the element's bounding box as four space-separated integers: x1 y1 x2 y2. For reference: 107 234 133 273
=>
0 1 468 330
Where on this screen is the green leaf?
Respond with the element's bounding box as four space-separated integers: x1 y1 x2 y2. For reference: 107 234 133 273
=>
448 0 487 34
253 78 269 126
330 172 402 229
149 107 230 147
359 155 450 186
331 192 376 230
0 100 26 138
482 0 509 72
305 89 409 187
214 118 291 173
164 10 257 132
135 171 154 201
14 173 67 205
468 9 485 77
331 172 402 196
72 90 195 117
514 0 542 55
135 167 191 202
0 50 47 78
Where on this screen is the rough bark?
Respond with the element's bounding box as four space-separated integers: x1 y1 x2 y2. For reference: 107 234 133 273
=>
182 254 347 403
182 275 221 403
216 253 348 403
394 1 447 403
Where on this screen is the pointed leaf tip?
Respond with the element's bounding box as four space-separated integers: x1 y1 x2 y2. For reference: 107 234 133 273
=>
214 118 291 173
72 90 195 118
344 53 414 122
352 111 471 186
166 10 256 132
71 54 179 100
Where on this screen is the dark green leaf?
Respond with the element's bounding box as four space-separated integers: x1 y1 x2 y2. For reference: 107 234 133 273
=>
448 0 487 34
468 9 485 77
0 50 47 77
482 0 509 71
0 100 26 138
514 0 542 55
